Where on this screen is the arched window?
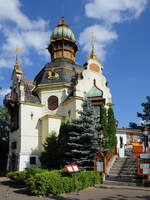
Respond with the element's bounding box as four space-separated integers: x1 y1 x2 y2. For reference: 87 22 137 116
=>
48 96 58 110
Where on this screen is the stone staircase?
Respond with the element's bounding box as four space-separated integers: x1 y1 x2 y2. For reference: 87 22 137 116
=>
105 157 143 186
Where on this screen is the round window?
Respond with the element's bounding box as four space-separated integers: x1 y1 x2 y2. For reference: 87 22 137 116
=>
48 96 58 110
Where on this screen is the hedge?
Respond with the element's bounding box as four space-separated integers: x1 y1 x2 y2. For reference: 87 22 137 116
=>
6 167 44 185
7 168 101 196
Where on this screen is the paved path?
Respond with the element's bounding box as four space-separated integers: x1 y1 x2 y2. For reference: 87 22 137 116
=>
0 177 150 200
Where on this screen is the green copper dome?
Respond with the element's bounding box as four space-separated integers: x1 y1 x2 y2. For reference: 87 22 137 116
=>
51 17 75 42
86 86 103 98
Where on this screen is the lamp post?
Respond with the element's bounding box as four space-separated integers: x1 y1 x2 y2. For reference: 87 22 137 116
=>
143 126 149 153
98 131 103 156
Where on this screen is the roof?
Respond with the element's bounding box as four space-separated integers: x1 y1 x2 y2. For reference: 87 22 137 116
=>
34 59 84 86
86 86 103 98
117 128 142 135
51 17 75 42
24 84 41 104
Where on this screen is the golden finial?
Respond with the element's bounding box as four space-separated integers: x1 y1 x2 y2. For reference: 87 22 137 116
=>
16 47 22 62
15 47 22 71
91 33 96 58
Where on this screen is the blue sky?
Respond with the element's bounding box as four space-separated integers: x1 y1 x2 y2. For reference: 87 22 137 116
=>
0 0 150 128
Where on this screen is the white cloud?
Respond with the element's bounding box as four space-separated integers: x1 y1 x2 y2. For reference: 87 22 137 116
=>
0 0 50 69
80 0 148 60
0 28 50 68
2 28 50 55
0 57 15 68
79 25 118 61
0 88 10 97
0 0 48 30
85 0 148 24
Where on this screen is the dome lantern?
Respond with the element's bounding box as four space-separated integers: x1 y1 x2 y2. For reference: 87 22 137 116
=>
47 17 79 63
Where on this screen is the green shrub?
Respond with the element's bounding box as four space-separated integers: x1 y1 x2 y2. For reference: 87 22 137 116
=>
6 171 26 184
6 167 43 185
26 170 64 195
26 169 101 195
7 168 101 196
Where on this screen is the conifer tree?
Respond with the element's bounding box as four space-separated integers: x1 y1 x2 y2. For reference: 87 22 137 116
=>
66 99 99 170
107 105 117 149
40 132 60 169
137 96 150 126
100 104 109 152
58 121 72 166
129 96 150 128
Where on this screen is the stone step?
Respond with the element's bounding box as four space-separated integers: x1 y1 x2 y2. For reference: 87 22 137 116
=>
115 158 137 161
110 167 137 172
114 159 137 162
108 174 140 179
104 180 143 187
106 157 142 186
110 166 137 170
114 158 136 162
113 161 137 164
110 171 137 175
113 163 137 166
113 162 137 167
107 175 142 183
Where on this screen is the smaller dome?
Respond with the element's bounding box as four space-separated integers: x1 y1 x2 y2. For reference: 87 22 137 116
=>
86 86 103 98
51 17 75 42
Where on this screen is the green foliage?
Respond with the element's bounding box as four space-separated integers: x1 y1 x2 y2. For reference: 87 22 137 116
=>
107 106 117 149
40 122 73 170
7 168 101 196
6 171 26 184
40 132 61 169
0 106 10 141
40 101 117 171
6 167 44 185
58 121 72 167
0 106 10 172
100 105 109 152
100 105 108 134
100 104 117 153
65 99 99 170
137 96 150 126
23 169 101 195
128 122 139 129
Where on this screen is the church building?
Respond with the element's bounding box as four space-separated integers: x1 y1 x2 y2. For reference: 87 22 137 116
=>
4 17 112 171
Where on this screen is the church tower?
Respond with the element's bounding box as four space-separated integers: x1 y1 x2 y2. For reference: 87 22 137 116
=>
4 17 112 171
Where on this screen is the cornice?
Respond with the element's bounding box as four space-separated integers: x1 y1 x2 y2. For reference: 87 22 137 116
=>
20 101 43 107
62 96 83 105
44 66 81 74
117 128 142 135
34 82 71 92
39 114 65 121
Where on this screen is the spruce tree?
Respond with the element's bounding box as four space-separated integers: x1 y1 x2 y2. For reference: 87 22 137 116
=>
66 99 99 170
107 105 117 150
137 96 150 126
